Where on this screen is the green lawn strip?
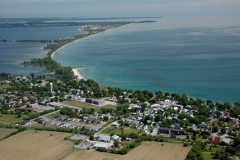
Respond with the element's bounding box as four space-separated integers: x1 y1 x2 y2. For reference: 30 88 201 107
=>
0 84 11 90
47 111 62 120
28 123 58 130
101 126 139 135
202 145 225 160
103 104 116 110
0 114 23 125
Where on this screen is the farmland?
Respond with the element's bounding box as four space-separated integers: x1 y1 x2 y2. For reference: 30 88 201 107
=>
0 130 73 160
63 141 191 160
0 128 17 139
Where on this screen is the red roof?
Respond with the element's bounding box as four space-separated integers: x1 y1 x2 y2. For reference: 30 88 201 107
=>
208 136 221 144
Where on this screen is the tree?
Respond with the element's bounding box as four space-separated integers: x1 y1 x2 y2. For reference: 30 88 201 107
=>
234 137 240 147
212 126 219 133
30 73 35 79
15 110 22 118
89 135 94 141
103 116 109 121
113 139 120 148
220 128 226 134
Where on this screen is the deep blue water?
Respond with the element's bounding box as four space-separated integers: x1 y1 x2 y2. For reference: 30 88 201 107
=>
0 26 85 75
54 23 240 103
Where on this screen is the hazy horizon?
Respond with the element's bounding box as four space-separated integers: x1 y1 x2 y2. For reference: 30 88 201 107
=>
0 0 240 27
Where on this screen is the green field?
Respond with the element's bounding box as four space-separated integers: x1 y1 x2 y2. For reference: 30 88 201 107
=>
47 111 62 120
0 84 11 90
0 114 23 125
101 126 139 135
202 145 227 160
64 101 116 112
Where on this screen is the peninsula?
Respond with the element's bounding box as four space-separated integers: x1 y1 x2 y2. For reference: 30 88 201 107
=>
20 22 134 81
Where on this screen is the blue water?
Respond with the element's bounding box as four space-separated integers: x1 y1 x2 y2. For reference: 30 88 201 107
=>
54 23 240 103
0 26 85 75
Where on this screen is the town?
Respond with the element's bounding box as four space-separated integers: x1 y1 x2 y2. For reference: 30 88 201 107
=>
1 72 240 159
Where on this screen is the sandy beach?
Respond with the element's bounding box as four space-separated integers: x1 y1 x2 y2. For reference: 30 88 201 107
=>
72 68 86 80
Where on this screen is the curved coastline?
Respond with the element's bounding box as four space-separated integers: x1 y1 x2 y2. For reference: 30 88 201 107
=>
50 33 99 80
50 33 98 59
50 23 133 80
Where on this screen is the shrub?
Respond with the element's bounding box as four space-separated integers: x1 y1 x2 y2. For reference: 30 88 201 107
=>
183 143 189 147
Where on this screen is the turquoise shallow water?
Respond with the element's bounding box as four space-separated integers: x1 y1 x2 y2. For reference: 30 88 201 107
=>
0 26 84 75
54 22 240 103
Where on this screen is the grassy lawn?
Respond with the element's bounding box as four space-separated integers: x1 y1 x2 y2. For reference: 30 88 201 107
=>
47 111 62 120
196 134 208 142
159 137 190 144
202 145 225 160
207 119 219 126
0 84 11 90
0 114 24 125
101 126 139 135
63 101 116 112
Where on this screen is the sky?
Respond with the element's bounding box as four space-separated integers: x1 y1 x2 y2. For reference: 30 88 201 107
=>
0 0 240 26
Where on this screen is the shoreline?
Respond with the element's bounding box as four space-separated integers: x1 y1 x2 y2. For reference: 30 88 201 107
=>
51 23 132 59
50 33 98 59
72 68 86 80
50 23 133 81
50 31 104 81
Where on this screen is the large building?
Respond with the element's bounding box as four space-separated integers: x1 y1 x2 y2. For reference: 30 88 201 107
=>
159 128 185 135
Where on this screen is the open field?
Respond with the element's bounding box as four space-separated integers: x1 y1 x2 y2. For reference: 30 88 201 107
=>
63 141 191 160
202 145 225 160
0 128 17 139
64 101 116 112
0 84 11 90
101 126 139 135
0 130 73 160
47 111 63 120
0 114 23 125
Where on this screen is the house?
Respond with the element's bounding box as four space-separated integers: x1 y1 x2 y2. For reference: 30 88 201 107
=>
93 100 104 105
159 128 185 135
207 136 222 144
97 120 103 124
90 126 101 132
21 120 30 126
111 122 120 128
93 143 110 150
111 134 120 141
128 104 141 110
15 107 35 112
34 117 44 124
97 135 110 142
86 98 94 103
47 102 64 108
